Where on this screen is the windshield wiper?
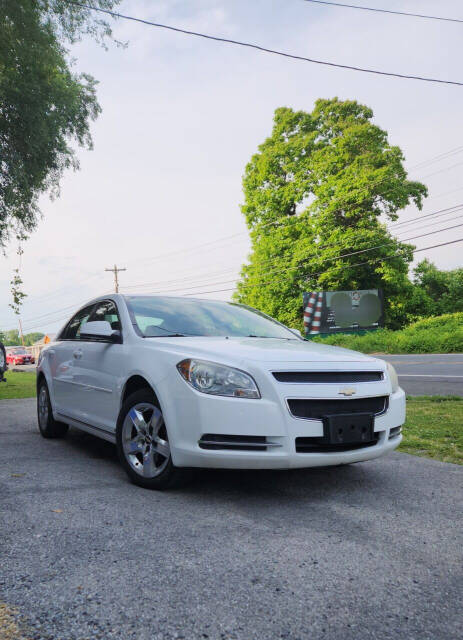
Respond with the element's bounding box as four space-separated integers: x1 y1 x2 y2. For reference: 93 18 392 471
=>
246 335 295 340
145 333 187 338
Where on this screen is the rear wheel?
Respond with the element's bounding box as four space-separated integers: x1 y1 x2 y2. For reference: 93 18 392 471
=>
37 379 68 438
116 389 185 490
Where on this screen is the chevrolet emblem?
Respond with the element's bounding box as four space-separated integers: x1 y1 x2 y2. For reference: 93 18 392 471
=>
339 387 357 397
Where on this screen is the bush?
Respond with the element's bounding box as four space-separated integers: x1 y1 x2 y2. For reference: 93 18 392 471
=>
312 312 463 353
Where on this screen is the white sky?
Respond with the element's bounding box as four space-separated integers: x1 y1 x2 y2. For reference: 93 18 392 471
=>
1 0 463 335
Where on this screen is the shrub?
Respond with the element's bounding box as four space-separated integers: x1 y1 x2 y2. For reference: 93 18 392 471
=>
312 312 463 353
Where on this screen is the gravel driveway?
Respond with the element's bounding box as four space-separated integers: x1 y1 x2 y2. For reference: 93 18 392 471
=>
1 398 462 640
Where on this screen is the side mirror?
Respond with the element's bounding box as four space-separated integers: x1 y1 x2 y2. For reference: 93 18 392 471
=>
80 321 121 343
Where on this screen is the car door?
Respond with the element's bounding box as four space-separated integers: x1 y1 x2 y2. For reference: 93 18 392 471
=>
74 299 125 433
51 304 95 419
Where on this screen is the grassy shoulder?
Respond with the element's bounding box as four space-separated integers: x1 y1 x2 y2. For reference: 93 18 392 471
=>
312 312 463 354
401 396 463 465
0 370 36 400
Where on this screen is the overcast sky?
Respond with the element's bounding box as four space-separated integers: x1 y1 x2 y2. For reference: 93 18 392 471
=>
1 0 463 335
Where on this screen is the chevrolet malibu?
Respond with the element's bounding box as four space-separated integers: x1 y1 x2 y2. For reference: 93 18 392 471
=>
37 295 405 489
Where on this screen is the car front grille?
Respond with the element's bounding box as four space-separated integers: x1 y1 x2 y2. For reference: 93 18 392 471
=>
273 371 383 383
198 434 281 452
287 396 388 420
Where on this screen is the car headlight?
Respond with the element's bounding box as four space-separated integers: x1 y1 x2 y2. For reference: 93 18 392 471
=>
386 362 399 393
177 359 261 399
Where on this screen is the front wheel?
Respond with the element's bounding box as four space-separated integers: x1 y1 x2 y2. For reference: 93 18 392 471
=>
116 389 185 490
37 379 68 438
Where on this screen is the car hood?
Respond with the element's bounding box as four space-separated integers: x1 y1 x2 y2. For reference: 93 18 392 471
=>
149 336 379 364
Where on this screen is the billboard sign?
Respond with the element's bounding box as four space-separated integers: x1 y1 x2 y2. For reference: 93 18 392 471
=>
303 289 384 335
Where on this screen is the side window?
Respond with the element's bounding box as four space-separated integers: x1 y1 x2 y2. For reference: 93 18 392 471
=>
62 305 95 341
90 300 121 332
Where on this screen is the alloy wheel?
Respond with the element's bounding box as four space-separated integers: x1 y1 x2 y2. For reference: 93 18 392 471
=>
122 403 170 478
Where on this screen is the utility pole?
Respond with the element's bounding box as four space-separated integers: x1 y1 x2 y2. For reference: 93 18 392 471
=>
105 264 126 293
18 318 25 346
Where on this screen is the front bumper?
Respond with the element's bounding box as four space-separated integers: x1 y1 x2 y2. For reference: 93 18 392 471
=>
161 365 406 469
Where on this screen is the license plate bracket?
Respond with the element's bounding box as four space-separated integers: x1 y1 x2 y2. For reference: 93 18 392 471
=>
322 413 374 445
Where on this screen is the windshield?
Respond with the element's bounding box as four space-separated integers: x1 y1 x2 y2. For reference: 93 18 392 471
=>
125 296 299 339
11 347 27 354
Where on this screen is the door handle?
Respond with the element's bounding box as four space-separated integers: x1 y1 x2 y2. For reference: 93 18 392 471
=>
73 349 83 360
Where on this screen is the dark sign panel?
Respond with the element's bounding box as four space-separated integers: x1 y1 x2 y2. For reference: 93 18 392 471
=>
303 290 384 335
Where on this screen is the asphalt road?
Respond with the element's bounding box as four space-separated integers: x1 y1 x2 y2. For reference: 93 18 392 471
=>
379 354 463 396
1 399 462 640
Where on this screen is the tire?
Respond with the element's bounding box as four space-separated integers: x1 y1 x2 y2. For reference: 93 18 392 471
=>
37 379 69 439
116 389 185 490
0 341 6 378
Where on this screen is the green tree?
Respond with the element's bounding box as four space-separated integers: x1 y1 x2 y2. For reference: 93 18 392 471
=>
0 0 120 249
1 329 20 345
0 330 44 346
234 99 427 329
24 332 45 346
408 259 463 318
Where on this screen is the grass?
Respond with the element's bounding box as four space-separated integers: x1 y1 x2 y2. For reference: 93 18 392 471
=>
0 371 36 400
312 312 463 353
0 372 461 465
400 396 463 465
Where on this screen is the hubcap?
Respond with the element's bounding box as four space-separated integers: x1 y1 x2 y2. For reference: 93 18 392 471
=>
38 386 49 427
122 402 170 478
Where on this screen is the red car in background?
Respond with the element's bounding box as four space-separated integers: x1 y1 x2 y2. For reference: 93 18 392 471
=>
6 347 35 366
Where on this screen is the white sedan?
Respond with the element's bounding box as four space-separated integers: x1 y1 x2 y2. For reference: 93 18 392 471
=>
37 295 405 489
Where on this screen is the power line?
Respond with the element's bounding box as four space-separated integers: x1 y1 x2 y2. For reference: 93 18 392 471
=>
65 1 463 86
388 204 463 228
10 225 462 332
11 155 453 314
12 292 113 329
124 233 245 270
122 171 463 275
121 222 463 296
120 208 463 294
409 145 463 171
393 212 463 232
181 237 463 297
121 213 463 295
419 160 463 180
428 186 463 201
120 205 463 294
302 0 463 24
19 313 76 335
7 148 457 317
6 198 457 325
2 202 461 329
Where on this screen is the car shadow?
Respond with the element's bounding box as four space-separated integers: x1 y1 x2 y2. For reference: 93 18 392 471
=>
64 426 120 462
62 425 383 502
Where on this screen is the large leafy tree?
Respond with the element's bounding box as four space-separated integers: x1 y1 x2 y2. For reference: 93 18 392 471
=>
0 0 120 249
235 99 427 329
